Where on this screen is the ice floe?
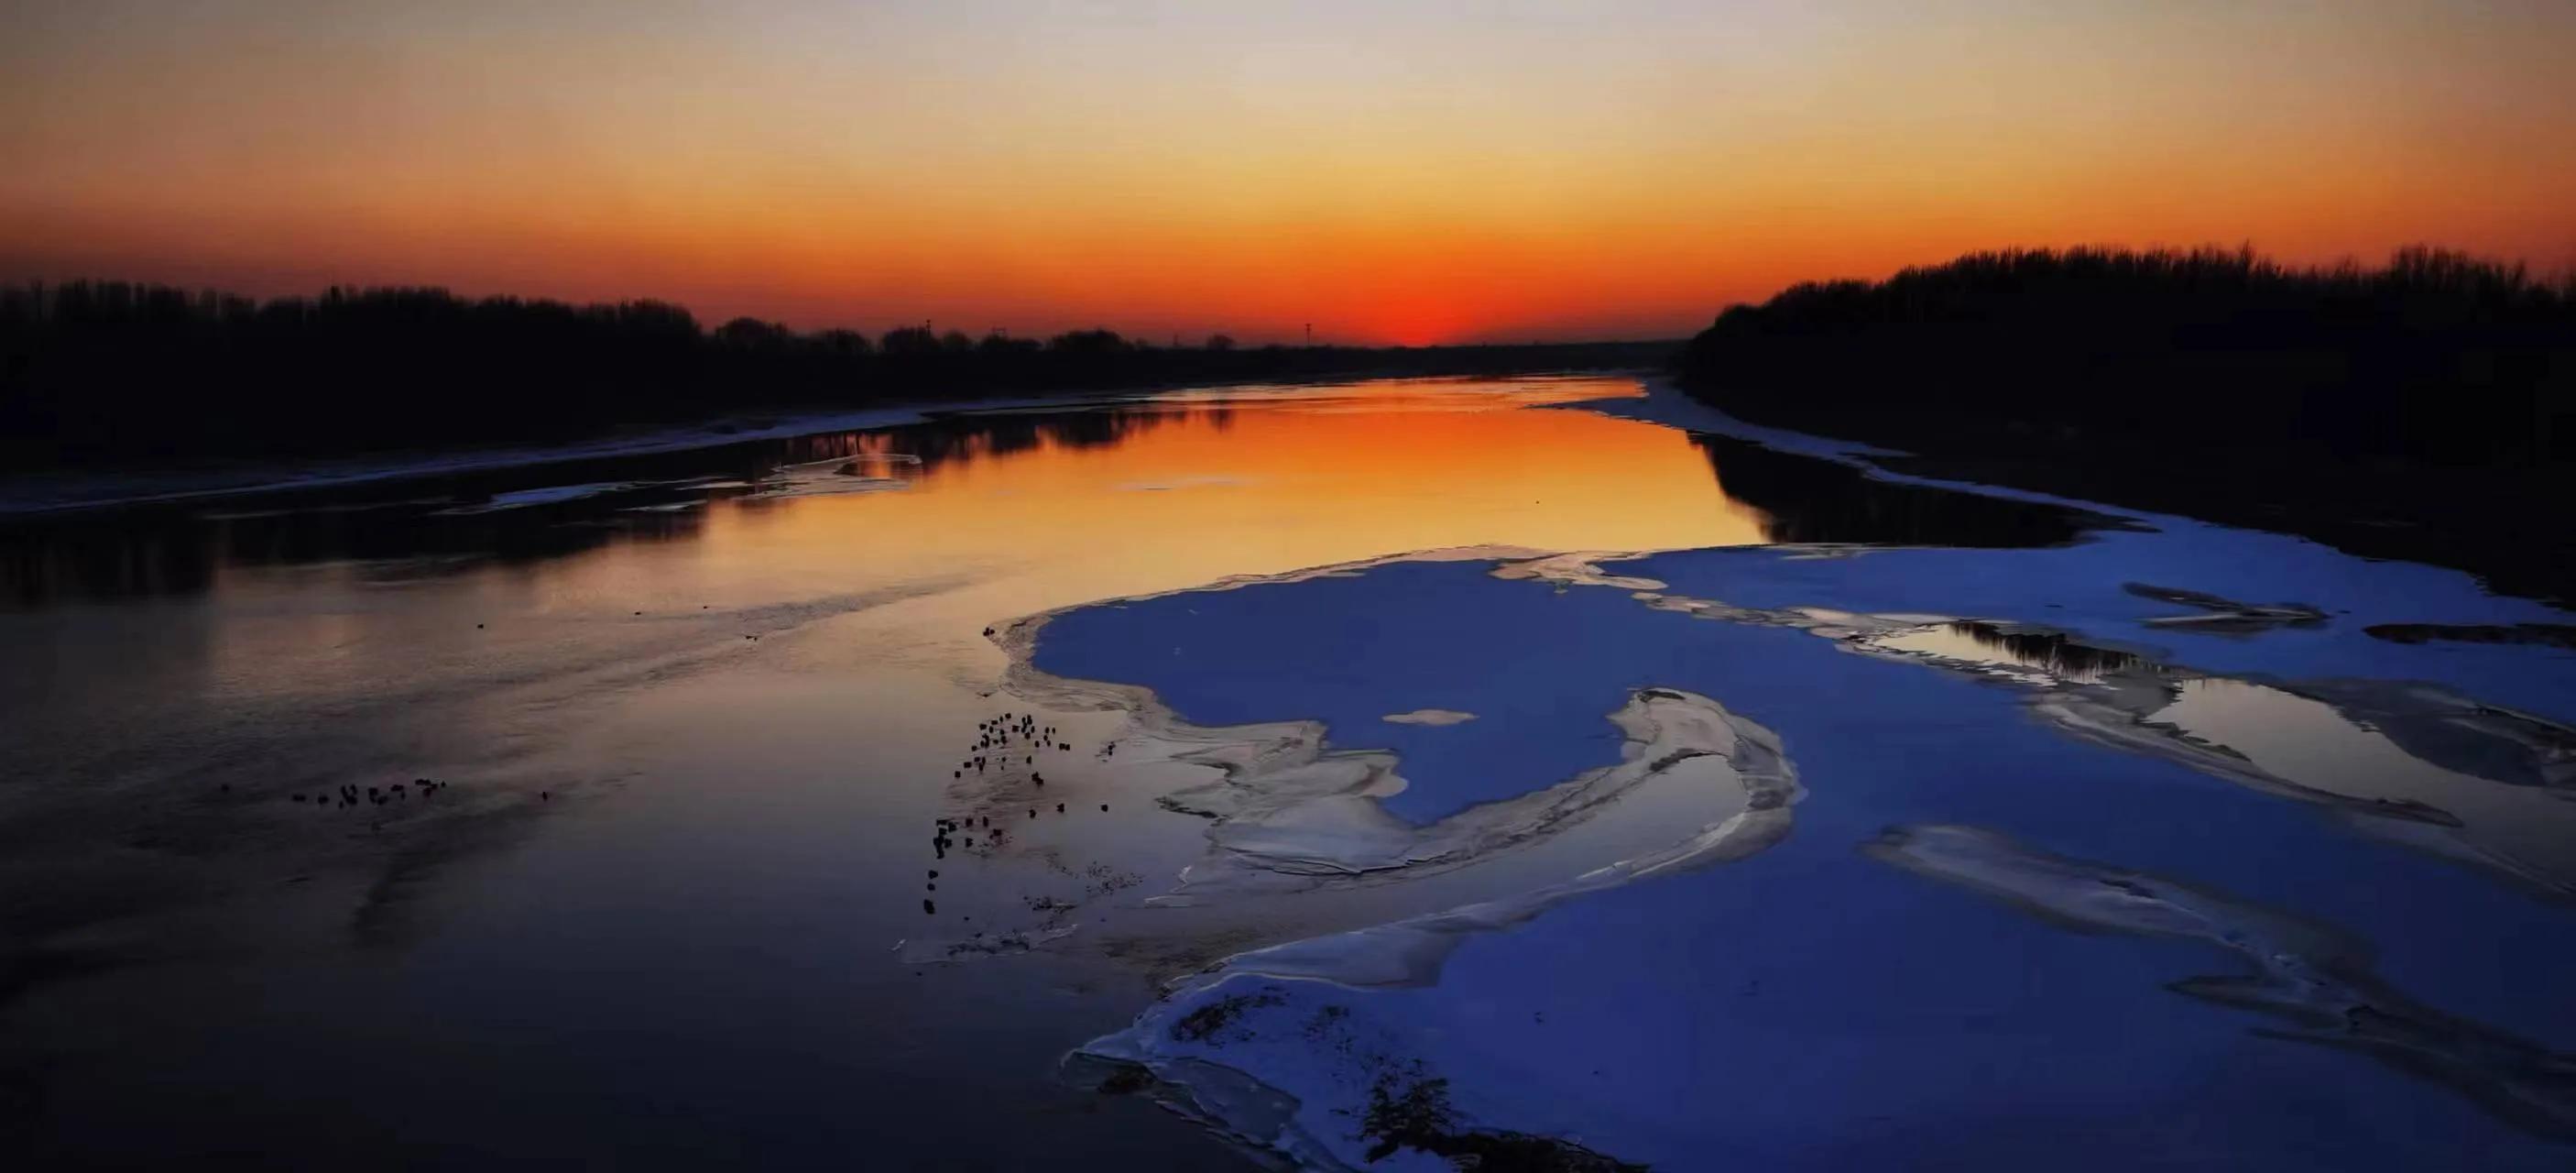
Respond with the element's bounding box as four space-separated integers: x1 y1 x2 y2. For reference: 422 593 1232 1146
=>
431 480 652 513
1020 536 2576 1168
1494 551 2576 898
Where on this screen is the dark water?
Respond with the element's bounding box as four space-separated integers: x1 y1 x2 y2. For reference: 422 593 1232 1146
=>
4 377 2571 1169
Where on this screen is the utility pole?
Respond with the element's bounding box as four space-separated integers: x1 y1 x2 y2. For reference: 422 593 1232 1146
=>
1304 323 1313 347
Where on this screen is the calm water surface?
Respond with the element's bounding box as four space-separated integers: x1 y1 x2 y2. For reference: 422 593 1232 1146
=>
3 377 2571 1169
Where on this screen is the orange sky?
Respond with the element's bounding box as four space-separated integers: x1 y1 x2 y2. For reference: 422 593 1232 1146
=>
5 1 2573 345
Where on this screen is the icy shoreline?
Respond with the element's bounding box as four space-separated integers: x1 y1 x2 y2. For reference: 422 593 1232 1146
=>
1006 541 2576 1168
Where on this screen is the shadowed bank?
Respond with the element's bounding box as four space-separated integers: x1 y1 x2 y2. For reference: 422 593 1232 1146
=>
1676 246 2576 602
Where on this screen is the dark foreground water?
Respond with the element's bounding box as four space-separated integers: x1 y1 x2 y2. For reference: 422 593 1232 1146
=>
4 378 2571 1169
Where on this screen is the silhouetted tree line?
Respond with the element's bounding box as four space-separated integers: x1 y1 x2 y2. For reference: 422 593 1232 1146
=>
1677 247 2576 466
0 281 1672 465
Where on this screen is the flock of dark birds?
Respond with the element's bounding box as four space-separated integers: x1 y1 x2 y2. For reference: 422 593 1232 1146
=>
288 776 453 808
257 683 1110 920
926 709 1109 915
277 776 479 832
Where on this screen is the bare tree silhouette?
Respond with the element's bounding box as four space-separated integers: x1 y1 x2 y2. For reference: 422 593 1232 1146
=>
0 280 1670 466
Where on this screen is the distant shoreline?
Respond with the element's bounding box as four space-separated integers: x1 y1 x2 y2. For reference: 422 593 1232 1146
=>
0 399 966 517
0 370 1653 518
0 279 1675 471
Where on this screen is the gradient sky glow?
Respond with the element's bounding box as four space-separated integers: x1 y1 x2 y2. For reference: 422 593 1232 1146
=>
5 1 2573 345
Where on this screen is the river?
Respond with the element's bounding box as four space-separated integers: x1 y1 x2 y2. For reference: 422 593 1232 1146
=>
4 376 2571 1169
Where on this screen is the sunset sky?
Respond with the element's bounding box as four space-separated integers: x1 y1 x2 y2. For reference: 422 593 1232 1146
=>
5 1 2573 345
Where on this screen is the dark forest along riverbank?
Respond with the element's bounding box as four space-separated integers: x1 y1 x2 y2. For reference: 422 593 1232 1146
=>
4 376 2571 1169
1675 247 2576 604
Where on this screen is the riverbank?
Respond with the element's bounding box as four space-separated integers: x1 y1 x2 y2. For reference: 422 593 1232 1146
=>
1665 393 2576 608
1673 247 2576 606
0 395 1053 516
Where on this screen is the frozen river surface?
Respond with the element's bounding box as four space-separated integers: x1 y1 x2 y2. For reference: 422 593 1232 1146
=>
4 377 2571 1169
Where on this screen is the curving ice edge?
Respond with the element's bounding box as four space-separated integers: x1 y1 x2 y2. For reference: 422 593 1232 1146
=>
988 545 1800 893
977 541 2576 1168
1063 677 1799 1172
1868 824 2576 1142
1502 550 2576 900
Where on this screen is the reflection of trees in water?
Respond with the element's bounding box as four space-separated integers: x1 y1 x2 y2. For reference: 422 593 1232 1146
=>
0 404 1220 606
1691 433 2103 548
21 407 2125 606
1946 620 2144 678
0 521 219 603
0 499 708 607
914 404 1193 468
804 404 1206 474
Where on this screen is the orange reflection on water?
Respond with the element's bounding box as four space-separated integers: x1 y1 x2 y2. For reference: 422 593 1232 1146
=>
585 378 1769 629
